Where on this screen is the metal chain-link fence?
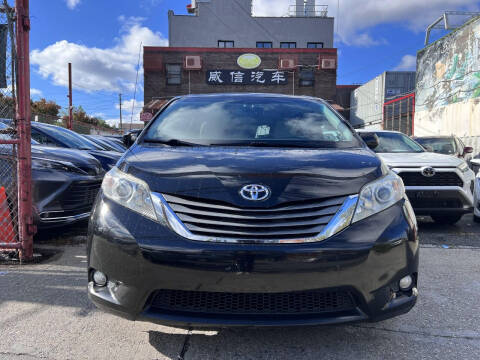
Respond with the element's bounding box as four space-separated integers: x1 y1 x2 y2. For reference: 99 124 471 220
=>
0 2 19 252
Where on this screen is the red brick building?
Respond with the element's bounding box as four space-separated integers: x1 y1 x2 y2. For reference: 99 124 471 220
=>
143 46 338 116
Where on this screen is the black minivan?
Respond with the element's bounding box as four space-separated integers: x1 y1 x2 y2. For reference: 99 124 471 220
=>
87 94 419 327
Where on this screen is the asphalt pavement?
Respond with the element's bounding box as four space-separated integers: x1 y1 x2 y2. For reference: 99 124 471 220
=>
0 215 479 360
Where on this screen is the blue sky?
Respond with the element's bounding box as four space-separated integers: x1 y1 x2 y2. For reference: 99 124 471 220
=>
29 0 479 125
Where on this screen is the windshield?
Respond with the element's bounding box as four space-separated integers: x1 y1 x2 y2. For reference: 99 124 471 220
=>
143 96 360 148
0 122 39 144
38 125 103 150
369 132 424 153
415 137 456 155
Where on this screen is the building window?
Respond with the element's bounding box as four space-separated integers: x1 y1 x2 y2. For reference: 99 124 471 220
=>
280 42 296 49
299 69 315 87
218 40 234 48
256 42 272 48
166 64 181 85
307 42 324 49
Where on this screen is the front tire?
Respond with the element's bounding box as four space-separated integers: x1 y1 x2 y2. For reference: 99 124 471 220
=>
431 214 463 225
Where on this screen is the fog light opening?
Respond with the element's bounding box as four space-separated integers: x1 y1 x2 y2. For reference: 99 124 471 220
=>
399 275 413 291
93 270 108 287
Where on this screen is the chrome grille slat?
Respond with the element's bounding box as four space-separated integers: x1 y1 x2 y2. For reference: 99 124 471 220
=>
186 223 326 237
162 193 351 241
170 203 341 220
163 193 347 212
178 213 332 228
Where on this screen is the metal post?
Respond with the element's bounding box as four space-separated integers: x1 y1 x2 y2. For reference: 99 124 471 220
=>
16 0 34 261
68 62 73 130
119 93 122 132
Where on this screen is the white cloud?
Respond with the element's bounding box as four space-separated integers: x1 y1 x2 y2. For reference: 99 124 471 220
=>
30 88 43 97
393 55 417 71
30 17 168 93
252 0 480 46
65 0 81 9
106 98 145 126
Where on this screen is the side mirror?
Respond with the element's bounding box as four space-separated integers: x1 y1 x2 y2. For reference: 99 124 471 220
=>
424 145 434 152
463 146 473 154
359 133 379 150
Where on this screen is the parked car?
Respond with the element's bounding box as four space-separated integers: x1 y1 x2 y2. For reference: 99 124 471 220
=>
88 93 419 327
85 135 127 153
0 122 104 228
472 159 480 223
26 122 121 171
358 130 475 224
414 135 473 163
122 129 142 148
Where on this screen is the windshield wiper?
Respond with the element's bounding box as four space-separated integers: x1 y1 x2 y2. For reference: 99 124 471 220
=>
212 141 326 148
143 138 202 147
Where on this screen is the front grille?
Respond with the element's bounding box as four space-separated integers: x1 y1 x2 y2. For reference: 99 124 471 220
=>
398 171 463 187
162 193 348 240
61 180 101 210
150 289 356 315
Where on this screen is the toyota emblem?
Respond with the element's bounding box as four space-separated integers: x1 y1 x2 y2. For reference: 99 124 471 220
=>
421 167 436 177
239 184 270 201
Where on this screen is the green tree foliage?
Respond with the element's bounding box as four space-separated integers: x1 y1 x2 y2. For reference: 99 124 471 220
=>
31 98 61 117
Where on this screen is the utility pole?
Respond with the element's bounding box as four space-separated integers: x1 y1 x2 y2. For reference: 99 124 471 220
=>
67 62 73 130
119 93 122 133
15 0 34 261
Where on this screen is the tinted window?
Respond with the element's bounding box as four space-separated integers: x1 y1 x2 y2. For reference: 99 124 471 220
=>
144 96 360 148
0 122 39 144
369 132 424 153
35 125 102 150
415 137 457 155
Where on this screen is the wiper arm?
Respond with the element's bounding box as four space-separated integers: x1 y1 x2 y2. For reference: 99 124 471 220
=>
212 141 320 148
143 138 202 146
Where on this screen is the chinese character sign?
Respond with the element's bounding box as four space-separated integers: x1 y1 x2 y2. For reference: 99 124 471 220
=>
206 70 288 85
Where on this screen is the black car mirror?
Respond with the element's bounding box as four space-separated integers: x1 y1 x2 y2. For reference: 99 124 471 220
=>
359 133 379 150
464 146 473 154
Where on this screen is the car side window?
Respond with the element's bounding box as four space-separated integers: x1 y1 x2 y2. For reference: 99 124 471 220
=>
31 129 58 147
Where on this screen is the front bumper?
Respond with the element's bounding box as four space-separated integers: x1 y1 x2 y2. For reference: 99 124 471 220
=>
87 195 419 327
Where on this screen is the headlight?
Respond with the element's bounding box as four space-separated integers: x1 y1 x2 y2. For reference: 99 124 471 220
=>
458 162 469 173
32 157 87 174
102 167 158 221
352 172 405 223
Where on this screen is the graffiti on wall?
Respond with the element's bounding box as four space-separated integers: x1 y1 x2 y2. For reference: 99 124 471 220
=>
416 18 480 112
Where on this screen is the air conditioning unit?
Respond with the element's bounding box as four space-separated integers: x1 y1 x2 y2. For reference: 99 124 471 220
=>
279 58 295 70
184 55 202 70
321 58 336 69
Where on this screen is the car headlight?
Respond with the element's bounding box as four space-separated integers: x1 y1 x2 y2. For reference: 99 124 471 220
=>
458 162 469 173
102 167 158 221
31 157 87 175
352 172 405 223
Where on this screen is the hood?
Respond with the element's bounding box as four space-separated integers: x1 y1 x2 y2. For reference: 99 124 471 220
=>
120 145 383 207
377 152 464 168
32 145 103 176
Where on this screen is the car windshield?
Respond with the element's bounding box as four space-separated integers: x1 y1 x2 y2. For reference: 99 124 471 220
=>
415 137 456 155
368 132 424 153
0 122 39 144
143 96 360 148
38 125 103 150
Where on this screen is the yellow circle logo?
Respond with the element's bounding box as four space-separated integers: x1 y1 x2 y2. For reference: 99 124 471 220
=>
237 54 261 69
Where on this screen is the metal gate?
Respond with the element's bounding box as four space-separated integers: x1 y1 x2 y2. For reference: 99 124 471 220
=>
0 0 33 261
382 93 415 136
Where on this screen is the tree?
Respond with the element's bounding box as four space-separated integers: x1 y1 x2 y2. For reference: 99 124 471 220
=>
31 98 61 117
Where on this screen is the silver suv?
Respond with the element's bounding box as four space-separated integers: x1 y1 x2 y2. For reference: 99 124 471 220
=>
358 130 475 225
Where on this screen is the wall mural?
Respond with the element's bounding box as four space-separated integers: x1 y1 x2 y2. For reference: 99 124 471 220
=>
416 19 480 112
